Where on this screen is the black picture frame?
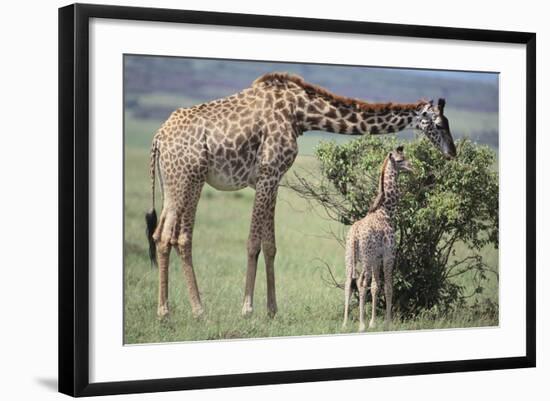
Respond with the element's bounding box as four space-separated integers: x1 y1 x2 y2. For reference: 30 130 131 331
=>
58 3 536 397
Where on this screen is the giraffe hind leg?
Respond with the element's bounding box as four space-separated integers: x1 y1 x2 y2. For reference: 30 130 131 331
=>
155 208 178 319
174 179 205 319
342 274 353 329
152 208 167 243
170 217 180 246
343 237 356 329
358 270 368 332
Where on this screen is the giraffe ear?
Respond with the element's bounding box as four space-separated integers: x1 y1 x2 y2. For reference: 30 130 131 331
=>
438 98 446 114
396 145 404 154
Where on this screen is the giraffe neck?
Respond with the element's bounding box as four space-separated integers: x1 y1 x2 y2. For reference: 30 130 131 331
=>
369 155 400 217
296 93 424 136
380 159 400 216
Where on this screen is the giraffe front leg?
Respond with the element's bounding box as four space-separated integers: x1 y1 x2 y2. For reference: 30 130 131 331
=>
262 191 278 318
242 236 260 317
263 240 277 318
242 177 278 317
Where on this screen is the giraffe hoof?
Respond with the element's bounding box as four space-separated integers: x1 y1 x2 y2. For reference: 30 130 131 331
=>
192 306 204 319
267 305 278 318
241 304 253 317
157 305 170 319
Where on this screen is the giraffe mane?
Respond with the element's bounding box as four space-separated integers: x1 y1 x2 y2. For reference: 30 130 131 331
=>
368 153 391 213
253 72 428 113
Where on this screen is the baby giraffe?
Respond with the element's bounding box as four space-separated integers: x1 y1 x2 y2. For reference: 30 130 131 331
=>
342 146 413 332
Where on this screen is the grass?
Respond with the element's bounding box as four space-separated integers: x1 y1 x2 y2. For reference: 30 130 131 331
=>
124 143 498 344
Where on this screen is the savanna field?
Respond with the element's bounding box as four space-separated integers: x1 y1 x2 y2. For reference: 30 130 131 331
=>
124 114 499 344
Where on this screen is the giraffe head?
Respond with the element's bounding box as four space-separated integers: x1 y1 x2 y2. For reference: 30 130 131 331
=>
391 145 414 173
369 146 413 213
416 98 456 159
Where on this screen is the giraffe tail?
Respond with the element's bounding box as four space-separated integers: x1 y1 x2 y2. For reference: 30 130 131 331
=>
145 138 159 268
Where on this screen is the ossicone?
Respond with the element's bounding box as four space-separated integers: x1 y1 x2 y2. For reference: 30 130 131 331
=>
438 98 446 114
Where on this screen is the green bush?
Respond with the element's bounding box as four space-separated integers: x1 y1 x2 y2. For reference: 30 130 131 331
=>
292 136 498 317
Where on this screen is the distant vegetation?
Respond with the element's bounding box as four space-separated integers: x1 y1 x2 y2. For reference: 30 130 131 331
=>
124 55 499 149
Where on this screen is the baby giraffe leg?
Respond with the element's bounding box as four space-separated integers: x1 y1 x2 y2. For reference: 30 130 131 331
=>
369 265 381 329
358 270 368 332
343 236 356 329
383 252 395 329
342 274 353 329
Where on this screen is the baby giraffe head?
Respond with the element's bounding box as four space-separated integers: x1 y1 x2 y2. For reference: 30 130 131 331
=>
390 145 414 174
416 98 456 159
369 145 413 213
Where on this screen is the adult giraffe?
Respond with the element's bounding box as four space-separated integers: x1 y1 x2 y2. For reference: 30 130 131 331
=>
145 72 456 319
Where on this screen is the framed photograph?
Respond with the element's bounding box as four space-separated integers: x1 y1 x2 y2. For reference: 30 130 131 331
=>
58 3 536 397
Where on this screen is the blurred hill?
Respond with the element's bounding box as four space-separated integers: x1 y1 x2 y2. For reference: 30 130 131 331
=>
124 55 499 150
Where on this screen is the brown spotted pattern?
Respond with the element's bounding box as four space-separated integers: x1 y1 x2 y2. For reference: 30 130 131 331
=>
342 147 412 332
147 72 453 320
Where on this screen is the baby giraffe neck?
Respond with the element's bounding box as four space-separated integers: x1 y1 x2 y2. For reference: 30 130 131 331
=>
369 155 401 217
381 163 399 215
